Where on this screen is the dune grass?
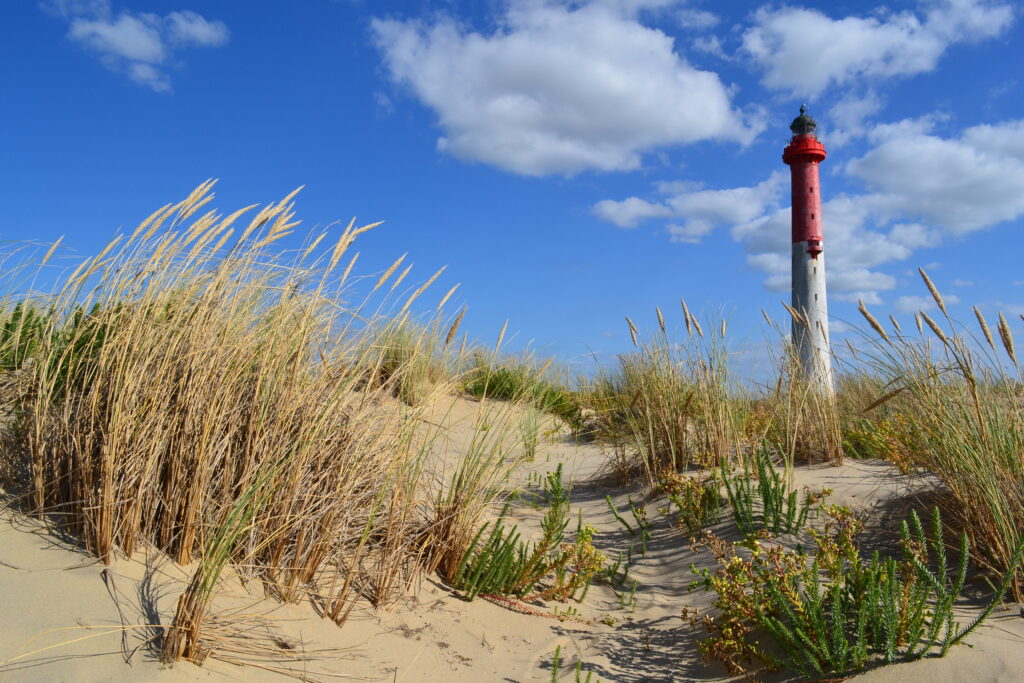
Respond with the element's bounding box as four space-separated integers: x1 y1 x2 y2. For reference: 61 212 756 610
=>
581 305 742 483
851 271 1024 597
0 182 513 664
462 350 584 430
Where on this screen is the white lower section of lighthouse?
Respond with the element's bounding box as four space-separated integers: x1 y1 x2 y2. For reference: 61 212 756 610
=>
791 242 834 395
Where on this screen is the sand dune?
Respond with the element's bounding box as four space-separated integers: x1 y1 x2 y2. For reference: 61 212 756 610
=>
2 398 1023 682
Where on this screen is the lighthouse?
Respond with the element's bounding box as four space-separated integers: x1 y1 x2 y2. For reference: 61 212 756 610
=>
783 106 834 395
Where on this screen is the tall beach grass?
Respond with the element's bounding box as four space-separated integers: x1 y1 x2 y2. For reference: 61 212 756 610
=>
0 182 503 663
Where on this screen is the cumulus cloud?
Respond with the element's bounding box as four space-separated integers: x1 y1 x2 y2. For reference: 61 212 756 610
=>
742 0 1014 96
592 197 673 228
677 9 719 29
847 118 1024 233
836 291 884 305
728 192 912 296
895 294 960 313
595 115 1024 305
592 172 783 239
826 90 883 146
665 172 784 243
43 0 228 92
371 0 759 176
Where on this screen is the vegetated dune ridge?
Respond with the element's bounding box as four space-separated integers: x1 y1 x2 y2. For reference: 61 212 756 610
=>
2 396 1022 682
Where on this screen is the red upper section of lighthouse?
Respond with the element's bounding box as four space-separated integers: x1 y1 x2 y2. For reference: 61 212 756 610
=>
783 106 827 254
782 134 826 165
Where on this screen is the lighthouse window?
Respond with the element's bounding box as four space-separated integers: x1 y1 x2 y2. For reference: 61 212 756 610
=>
811 213 815 219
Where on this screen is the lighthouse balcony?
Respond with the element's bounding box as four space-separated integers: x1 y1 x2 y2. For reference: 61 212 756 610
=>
783 136 827 164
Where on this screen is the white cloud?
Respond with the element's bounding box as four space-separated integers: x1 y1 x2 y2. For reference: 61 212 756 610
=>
829 268 898 293
729 195 910 295
597 115 1024 304
895 294 960 313
836 291 884 305
677 9 719 29
992 303 1024 318
70 13 165 63
847 118 1024 233
664 172 784 243
692 34 728 59
826 90 883 146
587 0 684 12
830 320 853 334
592 172 783 240
371 1 759 176
742 0 1014 96
164 11 230 48
592 197 672 228
952 279 974 287
44 0 228 92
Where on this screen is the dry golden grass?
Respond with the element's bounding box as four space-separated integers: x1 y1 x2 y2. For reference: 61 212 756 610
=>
854 273 1024 597
0 182 504 664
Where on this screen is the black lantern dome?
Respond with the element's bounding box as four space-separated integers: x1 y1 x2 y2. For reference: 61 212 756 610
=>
789 104 817 136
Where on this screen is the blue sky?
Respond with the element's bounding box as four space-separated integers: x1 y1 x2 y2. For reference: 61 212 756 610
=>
3 0 1023 374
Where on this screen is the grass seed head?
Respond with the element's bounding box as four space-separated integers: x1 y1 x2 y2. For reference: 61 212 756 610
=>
690 314 703 338
858 299 888 342
997 312 1017 365
918 267 947 316
973 306 995 351
920 311 947 344
445 308 466 347
625 316 639 347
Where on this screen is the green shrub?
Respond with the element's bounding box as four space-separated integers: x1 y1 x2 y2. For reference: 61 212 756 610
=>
722 448 827 536
657 469 722 538
0 302 47 371
451 465 604 601
464 358 583 430
841 414 919 472
687 506 1024 678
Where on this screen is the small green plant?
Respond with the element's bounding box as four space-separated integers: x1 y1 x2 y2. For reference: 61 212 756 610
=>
552 604 579 621
617 578 639 612
601 549 630 587
521 406 542 460
627 496 653 555
574 661 599 683
452 465 604 602
549 645 601 682
687 506 1024 678
604 495 634 535
658 469 721 537
722 448 827 536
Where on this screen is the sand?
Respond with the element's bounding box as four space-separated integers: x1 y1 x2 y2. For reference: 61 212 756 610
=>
2 397 1023 682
